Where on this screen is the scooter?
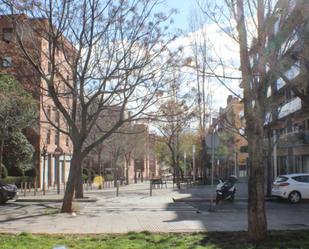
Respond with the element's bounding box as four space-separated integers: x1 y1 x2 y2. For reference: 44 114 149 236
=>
0 183 18 204
216 176 237 204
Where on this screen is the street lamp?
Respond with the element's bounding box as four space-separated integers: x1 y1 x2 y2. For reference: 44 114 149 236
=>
192 145 196 182
54 146 63 195
184 152 187 177
41 145 48 195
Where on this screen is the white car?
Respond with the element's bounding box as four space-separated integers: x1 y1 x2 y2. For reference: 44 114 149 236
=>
272 173 309 203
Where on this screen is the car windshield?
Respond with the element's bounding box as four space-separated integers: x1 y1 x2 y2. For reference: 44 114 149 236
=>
274 176 288 183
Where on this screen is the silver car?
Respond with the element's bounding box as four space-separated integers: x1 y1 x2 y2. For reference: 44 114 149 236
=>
272 173 309 203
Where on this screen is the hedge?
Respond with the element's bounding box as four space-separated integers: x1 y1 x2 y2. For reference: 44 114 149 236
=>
1 164 8 178
0 176 34 186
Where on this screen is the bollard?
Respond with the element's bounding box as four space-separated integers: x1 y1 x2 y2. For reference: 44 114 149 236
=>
34 181 37 196
23 182 26 197
116 181 119 196
28 182 31 193
149 180 152 197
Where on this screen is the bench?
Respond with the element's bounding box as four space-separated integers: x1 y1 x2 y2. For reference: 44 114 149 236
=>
150 178 167 189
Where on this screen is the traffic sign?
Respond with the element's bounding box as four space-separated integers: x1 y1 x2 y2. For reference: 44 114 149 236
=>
205 133 219 148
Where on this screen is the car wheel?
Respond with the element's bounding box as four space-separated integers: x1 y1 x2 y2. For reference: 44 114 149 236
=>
288 191 301 204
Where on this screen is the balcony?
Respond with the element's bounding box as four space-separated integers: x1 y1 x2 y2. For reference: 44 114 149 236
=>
277 130 309 147
263 130 309 148
278 97 302 119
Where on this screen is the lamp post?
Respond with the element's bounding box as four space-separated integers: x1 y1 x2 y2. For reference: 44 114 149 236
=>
54 146 63 195
41 145 48 195
192 145 196 182
184 152 187 177
205 118 219 211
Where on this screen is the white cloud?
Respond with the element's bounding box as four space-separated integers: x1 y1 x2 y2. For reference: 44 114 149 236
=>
168 22 242 112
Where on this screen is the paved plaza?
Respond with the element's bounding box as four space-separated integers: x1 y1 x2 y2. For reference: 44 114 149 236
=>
0 182 309 234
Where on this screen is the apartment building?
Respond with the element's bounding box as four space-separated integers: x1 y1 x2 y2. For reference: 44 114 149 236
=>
217 96 248 178
0 14 73 188
128 124 158 183
83 109 158 184
263 0 309 175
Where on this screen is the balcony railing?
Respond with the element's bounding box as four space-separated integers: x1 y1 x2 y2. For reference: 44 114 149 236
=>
278 97 302 119
277 130 309 147
263 130 309 148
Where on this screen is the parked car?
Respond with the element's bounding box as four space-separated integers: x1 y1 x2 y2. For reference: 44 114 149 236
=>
272 173 309 203
0 183 18 204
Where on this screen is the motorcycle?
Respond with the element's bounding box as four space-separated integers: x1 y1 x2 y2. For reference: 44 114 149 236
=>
215 175 237 204
0 183 18 204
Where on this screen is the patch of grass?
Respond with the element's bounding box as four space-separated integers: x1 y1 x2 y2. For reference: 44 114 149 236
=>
43 208 59 215
0 230 309 249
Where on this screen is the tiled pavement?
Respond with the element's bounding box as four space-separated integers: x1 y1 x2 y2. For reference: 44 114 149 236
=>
0 182 308 234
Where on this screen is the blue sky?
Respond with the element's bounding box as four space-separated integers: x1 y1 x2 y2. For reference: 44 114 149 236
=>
159 0 196 32
155 0 242 111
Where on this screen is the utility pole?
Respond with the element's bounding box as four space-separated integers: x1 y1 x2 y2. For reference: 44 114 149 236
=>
234 144 237 177
273 130 278 179
209 127 215 211
41 145 47 195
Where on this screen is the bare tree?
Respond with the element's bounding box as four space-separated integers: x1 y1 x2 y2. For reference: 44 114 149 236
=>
196 0 309 240
3 0 175 212
156 99 194 188
187 13 214 182
196 0 277 241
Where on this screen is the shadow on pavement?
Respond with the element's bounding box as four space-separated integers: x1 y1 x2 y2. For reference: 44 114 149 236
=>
0 202 58 223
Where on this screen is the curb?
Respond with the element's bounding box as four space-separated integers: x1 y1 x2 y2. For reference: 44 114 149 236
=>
15 197 98 203
173 197 277 202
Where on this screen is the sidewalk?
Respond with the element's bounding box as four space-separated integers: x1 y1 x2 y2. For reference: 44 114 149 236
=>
16 181 249 202
1 182 307 234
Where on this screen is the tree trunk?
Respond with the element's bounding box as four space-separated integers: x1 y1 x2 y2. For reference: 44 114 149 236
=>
61 153 81 212
247 117 267 241
201 137 207 183
266 130 273 197
74 162 83 199
172 151 180 189
235 0 268 240
0 137 4 179
126 156 130 185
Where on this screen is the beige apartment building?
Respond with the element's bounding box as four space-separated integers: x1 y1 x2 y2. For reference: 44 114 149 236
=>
262 0 309 175
0 14 73 188
218 95 248 177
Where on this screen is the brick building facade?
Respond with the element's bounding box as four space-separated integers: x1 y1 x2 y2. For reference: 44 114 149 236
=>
0 14 73 188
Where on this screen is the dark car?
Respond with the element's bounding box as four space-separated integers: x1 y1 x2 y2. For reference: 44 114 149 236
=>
0 183 18 204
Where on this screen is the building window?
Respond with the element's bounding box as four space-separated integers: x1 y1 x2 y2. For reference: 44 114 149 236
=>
66 136 69 147
55 110 60 124
47 106 51 120
3 28 13 43
2 57 12 67
55 130 59 145
46 129 51 144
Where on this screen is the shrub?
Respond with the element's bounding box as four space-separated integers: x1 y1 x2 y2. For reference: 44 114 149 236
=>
1 164 8 178
25 168 36 177
8 166 24 176
0 176 34 187
105 174 114 181
82 174 88 181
